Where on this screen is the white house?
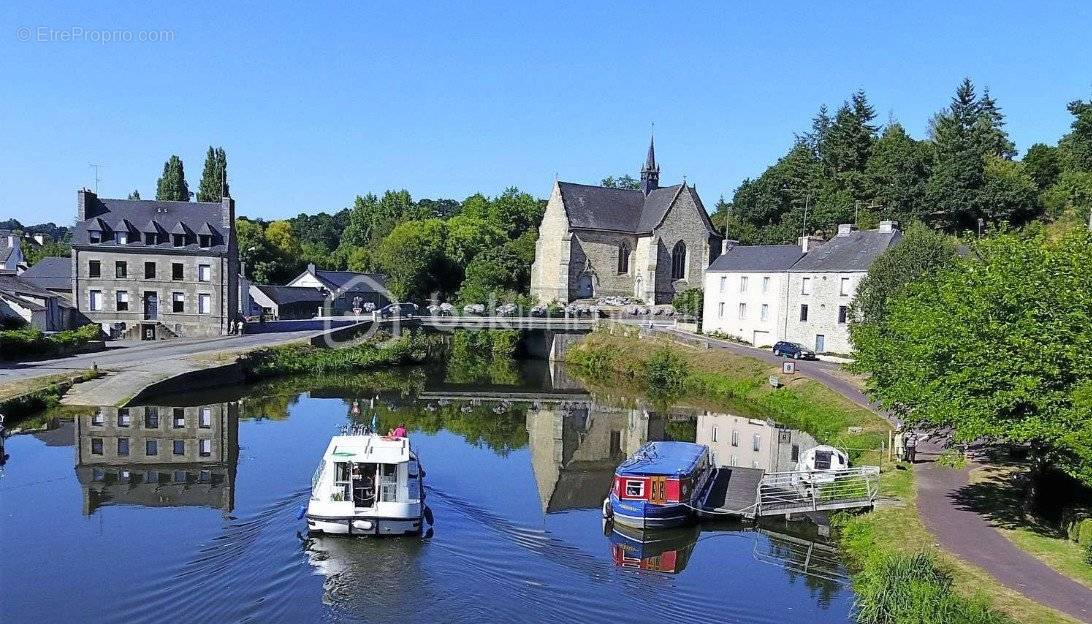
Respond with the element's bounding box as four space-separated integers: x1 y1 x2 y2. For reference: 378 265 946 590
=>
784 222 901 354
702 243 804 347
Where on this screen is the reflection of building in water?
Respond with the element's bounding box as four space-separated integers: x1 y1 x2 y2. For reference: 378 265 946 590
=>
527 401 665 513
696 412 818 473
74 402 239 515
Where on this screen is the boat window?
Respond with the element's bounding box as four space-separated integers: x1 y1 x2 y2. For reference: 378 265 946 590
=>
624 479 644 498
332 462 351 501
379 463 399 502
814 451 832 470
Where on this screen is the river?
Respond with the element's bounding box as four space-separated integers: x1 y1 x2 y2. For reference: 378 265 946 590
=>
0 361 855 623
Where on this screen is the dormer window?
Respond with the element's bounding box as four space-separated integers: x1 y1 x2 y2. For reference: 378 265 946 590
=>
173 234 185 247
199 235 211 248
89 232 101 243
145 233 156 245
116 232 128 245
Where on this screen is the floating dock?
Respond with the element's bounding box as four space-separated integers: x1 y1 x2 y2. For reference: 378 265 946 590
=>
699 466 880 520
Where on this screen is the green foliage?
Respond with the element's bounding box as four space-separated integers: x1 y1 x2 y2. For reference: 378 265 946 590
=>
196 146 229 202
1022 144 1061 192
1041 170 1092 222
1058 99 1092 173
856 226 1092 485
936 450 968 469
236 217 304 283
445 330 521 385
239 331 445 378
854 552 1013 624
671 288 703 318
0 324 101 360
601 174 640 190
376 219 451 301
645 349 690 399
22 239 70 266
127 189 141 200
155 155 190 201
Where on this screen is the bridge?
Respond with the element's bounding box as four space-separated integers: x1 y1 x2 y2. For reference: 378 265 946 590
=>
415 390 592 404
699 466 880 520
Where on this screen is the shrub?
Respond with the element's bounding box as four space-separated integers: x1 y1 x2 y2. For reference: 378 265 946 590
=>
0 324 100 360
936 449 968 469
645 348 689 398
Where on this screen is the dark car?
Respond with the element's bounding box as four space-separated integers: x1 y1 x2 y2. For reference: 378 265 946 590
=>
772 341 817 360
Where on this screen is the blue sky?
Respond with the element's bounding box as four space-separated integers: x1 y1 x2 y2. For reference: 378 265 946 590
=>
2 2 1090 224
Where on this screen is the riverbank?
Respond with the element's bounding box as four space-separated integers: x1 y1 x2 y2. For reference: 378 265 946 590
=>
0 369 103 421
563 330 1081 624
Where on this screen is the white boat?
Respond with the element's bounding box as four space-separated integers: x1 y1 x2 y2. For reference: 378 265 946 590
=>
306 426 426 536
794 445 850 484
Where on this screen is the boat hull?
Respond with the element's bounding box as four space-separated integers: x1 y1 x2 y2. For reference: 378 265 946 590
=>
306 513 422 536
608 494 693 529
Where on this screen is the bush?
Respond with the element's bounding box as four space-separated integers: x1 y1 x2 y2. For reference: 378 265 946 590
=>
855 552 1013 624
645 348 689 398
239 331 444 378
1084 541 1092 566
671 287 703 318
0 324 100 360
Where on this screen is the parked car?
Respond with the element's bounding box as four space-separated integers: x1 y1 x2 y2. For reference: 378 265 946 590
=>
378 303 418 318
772 341 817 360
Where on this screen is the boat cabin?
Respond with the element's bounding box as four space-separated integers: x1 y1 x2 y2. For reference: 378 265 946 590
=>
612 441 711 506
312 435 420 510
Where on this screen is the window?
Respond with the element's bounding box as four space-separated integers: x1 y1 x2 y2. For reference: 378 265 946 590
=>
753 434 761 452
144 262 156 279
91 438 103 455
800 304 809 322
174 470 187 483
92 410 105 426
117 438 130 457
199 235 212 248
198 293 212 314
791 444 800 462
801 277 812 295
117 408 130 427
116 291 129 311
718 302 725 318
762 276 770 293
738 303 747 319
172 263 184 280
89 232 101 244
617 243 629 274
88 260 101 278
731 430 739 447
840 277 851 296
199 407 212 428
115 261 127 278
838 305 849 324
173 440 185 455
144 233 156 245
624 479 645 498
172 292 184 313
173 408 186 428
671 241 686 280
760 304 769 321
739 276 748 292
199 439 212 457
711 426 718 442
144 407 159 429
89 290 103 311
116 232 128 245
198 264 211 282
719 276 726 293
173 234 185 247
146 439 158 456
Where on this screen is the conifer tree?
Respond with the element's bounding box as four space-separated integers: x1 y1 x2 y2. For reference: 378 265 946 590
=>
196 146 229 202
127 189 141 200
155 155 190 201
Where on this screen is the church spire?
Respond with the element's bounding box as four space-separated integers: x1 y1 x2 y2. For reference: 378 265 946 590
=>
640 131 660 195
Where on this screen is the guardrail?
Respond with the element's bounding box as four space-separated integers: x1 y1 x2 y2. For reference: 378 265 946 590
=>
755 466 880 517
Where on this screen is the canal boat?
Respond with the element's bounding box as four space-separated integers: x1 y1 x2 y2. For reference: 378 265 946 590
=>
306 426 427 536
794 444 850 484
605 441 713 529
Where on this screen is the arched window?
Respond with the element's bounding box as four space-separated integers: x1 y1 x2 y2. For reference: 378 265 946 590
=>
671 241 687 280
617 243 630 274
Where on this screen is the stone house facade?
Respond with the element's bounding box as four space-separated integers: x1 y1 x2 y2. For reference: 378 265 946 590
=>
696 412 818 472
71 190 239 339
530 140 722 304
701 244 805 347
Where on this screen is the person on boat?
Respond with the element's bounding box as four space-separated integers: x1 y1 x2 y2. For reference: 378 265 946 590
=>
391 424 407 438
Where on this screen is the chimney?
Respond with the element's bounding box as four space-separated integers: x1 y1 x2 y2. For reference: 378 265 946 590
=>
721 239 738 254
799 235 823 253
878 220 898 233
221 195 235 230
6 234 15 248
307 262 316 274
836 223 857 236
77 188 95 222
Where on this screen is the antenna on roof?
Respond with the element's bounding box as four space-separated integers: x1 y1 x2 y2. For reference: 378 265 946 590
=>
88 163 105 193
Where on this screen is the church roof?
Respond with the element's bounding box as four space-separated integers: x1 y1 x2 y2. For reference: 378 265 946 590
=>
557 182 696 235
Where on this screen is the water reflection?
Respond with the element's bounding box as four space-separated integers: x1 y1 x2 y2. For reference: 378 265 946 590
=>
75 403 239 514
608 523 701 574
695 413 819 473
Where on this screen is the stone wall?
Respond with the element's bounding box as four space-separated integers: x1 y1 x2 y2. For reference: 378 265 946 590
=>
783 271 863 354
650 187 716 304
529 184 571 304
568 230 639 299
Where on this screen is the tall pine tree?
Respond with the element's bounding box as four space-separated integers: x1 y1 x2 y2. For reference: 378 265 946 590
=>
156 155 190 201
196 147 229 202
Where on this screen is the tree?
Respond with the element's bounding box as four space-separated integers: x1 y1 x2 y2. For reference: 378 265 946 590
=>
264 220 301 258
601 175 640 190
444 214 505 268
127 189 141 200
856 226 1092 485
672 288 703 318
341 190 416 249
196 146 229 202
486 187 544 238
375 219 450 301
864 123 932 226
1058 99 1092 173
1022 143 1061 192
457 242 532 305
155 155 190 201
980 156 1041 224
1042 170 1092 223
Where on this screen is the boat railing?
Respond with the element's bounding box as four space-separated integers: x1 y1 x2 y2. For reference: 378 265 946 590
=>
754 466 880 516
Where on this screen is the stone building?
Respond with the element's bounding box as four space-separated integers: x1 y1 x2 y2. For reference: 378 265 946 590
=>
530 139 722 304
701 243 805 347
74 402 239 515
71 190 238 339
0 230 26 273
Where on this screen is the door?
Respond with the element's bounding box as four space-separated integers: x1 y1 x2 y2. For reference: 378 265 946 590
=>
576 272 593 299
141 323 156 340
815 334 825 353
633 276 643 299
649 476 667 504
143 291 158 320
753 330 770 347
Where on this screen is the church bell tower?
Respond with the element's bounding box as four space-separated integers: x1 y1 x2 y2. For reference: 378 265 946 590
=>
640 134 660 195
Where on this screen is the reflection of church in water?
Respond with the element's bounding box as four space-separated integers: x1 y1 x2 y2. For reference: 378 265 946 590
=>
74 402 239 515
527 397 818 514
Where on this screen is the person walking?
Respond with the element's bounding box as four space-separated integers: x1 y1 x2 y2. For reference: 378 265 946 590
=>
904 430 918 463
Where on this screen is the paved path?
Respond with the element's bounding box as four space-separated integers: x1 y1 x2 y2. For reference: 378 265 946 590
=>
661 327 1091 622
914 441 1091 623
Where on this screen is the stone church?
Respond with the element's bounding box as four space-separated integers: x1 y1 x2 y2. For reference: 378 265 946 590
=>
530 139 722 304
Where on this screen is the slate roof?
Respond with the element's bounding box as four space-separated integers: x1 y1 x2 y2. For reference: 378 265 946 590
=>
72 195 231 253
0 274 73 308
20 257 72 291
311 269 387 293
789 229 902 273
253 285 327 306
707 245 805 273
556 182 716 236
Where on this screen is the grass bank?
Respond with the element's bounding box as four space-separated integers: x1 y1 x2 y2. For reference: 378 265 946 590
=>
237 330 447 380
0 369 103 423
564 330 1075 624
